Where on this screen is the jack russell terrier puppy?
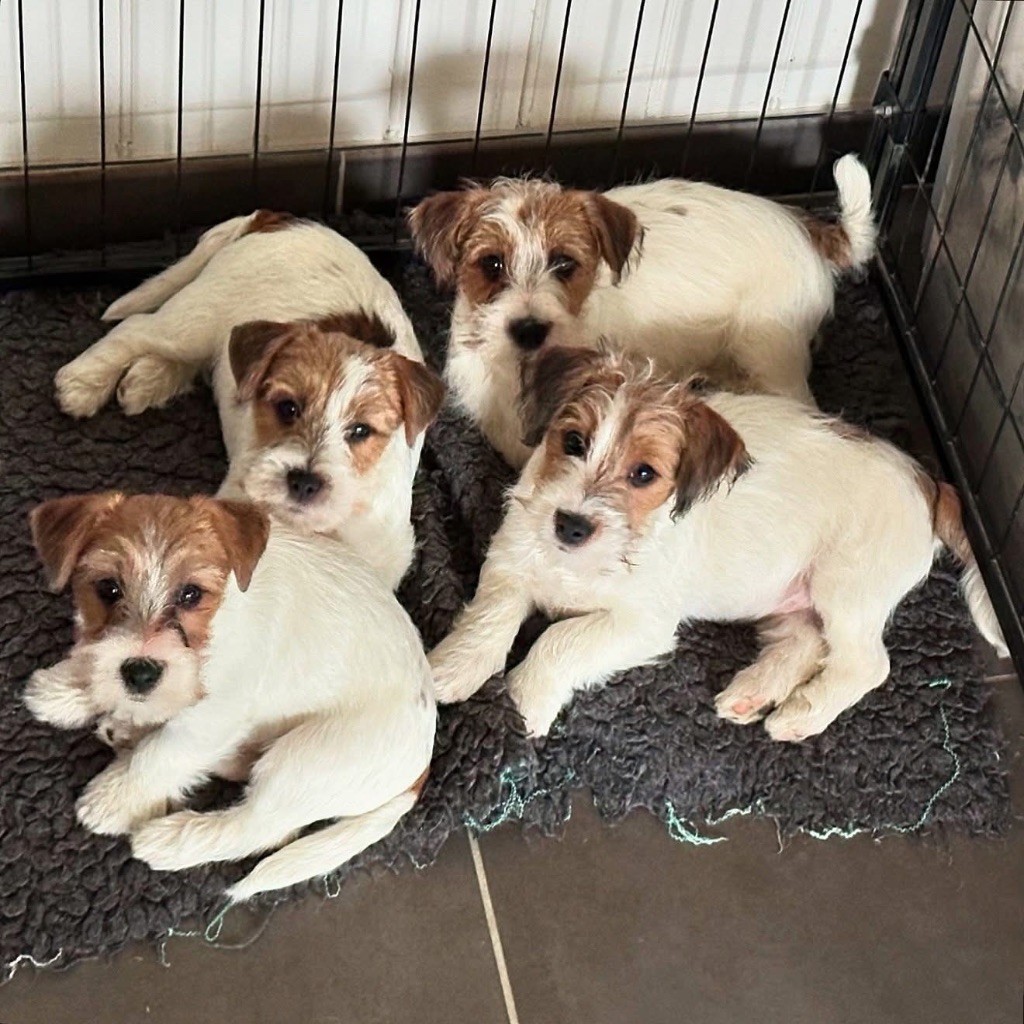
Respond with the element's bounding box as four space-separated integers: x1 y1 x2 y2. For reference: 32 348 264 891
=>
25 492 436 901
54 212 443 588
428 347 1007 742
409 157 875 468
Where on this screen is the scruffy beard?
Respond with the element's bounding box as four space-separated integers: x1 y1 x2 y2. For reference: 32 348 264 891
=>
24 627 204 752
462 282 584 353
510 472 640 579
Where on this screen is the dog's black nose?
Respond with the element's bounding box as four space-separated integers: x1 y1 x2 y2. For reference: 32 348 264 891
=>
119 658 164 696
554 510 596 547
508 317 551 351
286 469 324 503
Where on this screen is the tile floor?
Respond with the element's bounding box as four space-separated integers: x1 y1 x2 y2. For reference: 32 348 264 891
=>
1 674 1021 1024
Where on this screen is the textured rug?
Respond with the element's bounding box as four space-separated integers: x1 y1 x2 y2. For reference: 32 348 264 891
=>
0 261 1009 974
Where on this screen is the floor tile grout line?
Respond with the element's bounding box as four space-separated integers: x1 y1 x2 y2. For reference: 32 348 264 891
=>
467 832 521 1024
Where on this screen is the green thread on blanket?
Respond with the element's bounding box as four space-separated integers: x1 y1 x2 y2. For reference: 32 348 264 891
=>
464 765 576 834
203 902 230 943
323 874 342 899
1 949 64 984
664 802 728 846
665 678 962 845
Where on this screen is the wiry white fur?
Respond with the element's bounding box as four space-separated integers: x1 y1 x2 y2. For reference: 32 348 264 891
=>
54 215 424 586
430 390 1005 741
441 157 876 467
75 527 436 900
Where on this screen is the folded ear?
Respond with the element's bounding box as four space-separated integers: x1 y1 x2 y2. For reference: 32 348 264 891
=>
407 189 486 288
519 346 608 448
30 492 125 591
586 193 640 282
205 499 270 592
388 354 446 445
229 321 295 401
673 402 751 518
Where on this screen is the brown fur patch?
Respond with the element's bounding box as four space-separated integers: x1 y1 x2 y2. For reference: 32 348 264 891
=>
246 209 298 234
925 475 975 566
408 189 490 287
797 210 852 269
409 767 429 799
313 310 396 349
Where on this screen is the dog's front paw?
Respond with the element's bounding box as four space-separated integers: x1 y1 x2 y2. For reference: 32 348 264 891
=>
55 356 120 418
429 647 492 704
116 355 194 415
763 690 834 743
132 810 206 871
23 662 94 728
715 666 779 726
76 760 165 835
506 667 566 738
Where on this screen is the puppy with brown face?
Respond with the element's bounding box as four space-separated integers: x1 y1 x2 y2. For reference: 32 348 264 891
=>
409 159 875 468
26 491 436 901
24 493 268 761
53 213 443 587
428 347 1006 741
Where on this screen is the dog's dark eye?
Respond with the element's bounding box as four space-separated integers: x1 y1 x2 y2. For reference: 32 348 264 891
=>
95 578 123 605
347 423 373 443
275 398 301 425
176 584 203 609
562 430 587 457
478 253 504 282
550 252 578 280
628 463 658 487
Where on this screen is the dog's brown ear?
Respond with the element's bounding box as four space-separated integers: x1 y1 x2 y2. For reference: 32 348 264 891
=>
586 193 640 282
389 354 446 445
519 346 608 448
206 499 270 592
30 492 125 591
407 189 485 288
229 321 295 401
673 401 751 518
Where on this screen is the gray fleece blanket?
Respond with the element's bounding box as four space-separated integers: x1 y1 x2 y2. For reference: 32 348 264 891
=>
0 260 1008 973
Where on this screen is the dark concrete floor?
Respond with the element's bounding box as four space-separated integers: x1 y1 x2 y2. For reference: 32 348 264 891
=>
1 674 1020 1024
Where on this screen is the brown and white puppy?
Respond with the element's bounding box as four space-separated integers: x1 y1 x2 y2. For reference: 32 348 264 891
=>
428 347 1006 741
24 492 268 771
25 491 436 901
409 158 875 467
53 213 444 587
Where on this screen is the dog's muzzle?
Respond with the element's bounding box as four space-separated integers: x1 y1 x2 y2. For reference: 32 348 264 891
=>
508 317 551 351
554 509 596 547
119 657 164 696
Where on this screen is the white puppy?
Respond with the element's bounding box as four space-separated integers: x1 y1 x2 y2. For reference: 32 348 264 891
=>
54 212 443 588
409 157 876 467
429 347 1007 742
26 492 435 901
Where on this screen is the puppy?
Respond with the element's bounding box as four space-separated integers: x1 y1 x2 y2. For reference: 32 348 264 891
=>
54 212 443 587
26 492 436 900
409 157 875 467
428 347 1007 742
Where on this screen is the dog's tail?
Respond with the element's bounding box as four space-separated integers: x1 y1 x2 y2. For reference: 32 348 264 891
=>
101 213 258 321
930 477 1010 659
225 789 418 903
831 154 876 269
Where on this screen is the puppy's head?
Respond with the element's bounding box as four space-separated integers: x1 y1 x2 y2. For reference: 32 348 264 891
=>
29 492 269 743
408 179 639 355
230 320 444 534
514 347 750 573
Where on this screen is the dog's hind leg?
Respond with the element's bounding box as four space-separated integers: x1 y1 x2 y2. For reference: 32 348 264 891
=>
715 610 825 725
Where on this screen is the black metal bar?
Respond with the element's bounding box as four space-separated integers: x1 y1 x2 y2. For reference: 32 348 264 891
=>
16 0 33 271
608 0 646 187
542 0 573 171
998 480 1024 559
251 0 267 205
930 85 1024 379
808 0 863 195
174 0 186 257
322 0 345 218
98 0 107 266
911 3 1013 314
393 0 422 238
470 0 498 178
744 0 793 188
681 0 719 176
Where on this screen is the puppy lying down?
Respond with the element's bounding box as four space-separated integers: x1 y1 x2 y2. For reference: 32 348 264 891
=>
25 493 435 901
429 347 1007 741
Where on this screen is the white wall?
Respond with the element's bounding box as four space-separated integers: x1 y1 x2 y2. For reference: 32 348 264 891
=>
0 0 905 169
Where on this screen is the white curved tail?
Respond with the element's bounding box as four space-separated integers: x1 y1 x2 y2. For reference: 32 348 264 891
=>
832 154 877 269
101 213 257 321
933 480 1010 659
226 790 417 903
